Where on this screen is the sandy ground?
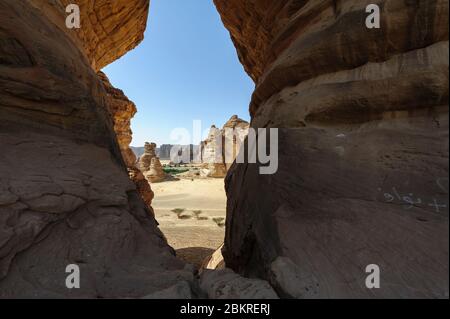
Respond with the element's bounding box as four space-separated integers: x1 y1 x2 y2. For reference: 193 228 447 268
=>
151 178 226 267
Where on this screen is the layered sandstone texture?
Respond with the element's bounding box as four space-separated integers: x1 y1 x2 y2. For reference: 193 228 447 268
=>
139 142 157 171
147 157 166 183
215 0 449 298
97 71 155 208
97 71 137 168
0 0 192 298
201 115 250 177
201 126 228 178
139 142 166 183
222 115 250 170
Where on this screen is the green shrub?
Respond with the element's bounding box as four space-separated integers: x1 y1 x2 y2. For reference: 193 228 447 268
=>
163 168 189 175
212 217 225 227
171 208 185 217
193 210 202 216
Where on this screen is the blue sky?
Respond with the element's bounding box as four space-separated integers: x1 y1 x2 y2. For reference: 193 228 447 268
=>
103 0 254 147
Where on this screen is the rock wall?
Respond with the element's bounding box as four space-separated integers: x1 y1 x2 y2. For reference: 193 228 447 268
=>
215 0 449 298
29 0 150 71
97 71 137 168
201 125 228 178
1 0 448 299
97 71 155 207
0 0 192 298
222 115 250 171
201 115 250 177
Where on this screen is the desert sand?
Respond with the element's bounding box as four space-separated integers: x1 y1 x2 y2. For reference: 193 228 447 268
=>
151 178 226 267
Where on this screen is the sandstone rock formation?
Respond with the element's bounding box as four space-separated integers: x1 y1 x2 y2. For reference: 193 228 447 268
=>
128 166 155 210
0 0 189 298
138 142 166 183
201 125 228 178
98 71 137 168
139 142 158 172
29 0 150 71
201 115 250 177
146 157 166 183
1 0 448 299
215 0 449 298
97 71 155 209
222 115 250 170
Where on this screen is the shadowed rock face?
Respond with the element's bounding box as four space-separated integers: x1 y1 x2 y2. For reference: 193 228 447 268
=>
0 0 448 299
0 0 191 298
215 0 449 298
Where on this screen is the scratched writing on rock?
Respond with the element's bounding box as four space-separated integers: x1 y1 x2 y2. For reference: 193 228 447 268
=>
378 178 449 213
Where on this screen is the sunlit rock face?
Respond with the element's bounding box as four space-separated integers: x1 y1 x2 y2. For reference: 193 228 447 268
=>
97 71 137 168
201 125 228 178
146 157 166 183
0 0 192 298
139 142 158 172
98 72 155 207
28 0 150 71
222 115 250 171
201 116 250 178
138 143 166 183
215 0 449 298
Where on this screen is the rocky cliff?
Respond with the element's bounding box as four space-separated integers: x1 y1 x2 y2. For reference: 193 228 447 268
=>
0 0 191 298
0 0 448 299
201 115 250 177
222 115 250 171
201 125 228 178
215 0 449 298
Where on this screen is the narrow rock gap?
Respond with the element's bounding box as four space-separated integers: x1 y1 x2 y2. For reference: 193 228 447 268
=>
100 2 253 275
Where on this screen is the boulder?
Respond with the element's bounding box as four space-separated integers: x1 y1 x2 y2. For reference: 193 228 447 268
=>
201 244 225 271
200 269 279 299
